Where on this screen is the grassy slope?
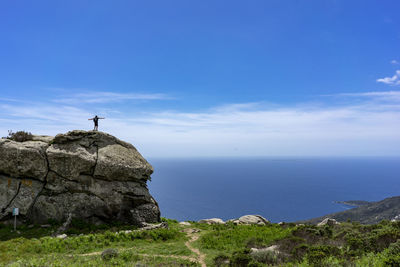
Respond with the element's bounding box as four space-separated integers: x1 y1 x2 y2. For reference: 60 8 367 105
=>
1 219 400 266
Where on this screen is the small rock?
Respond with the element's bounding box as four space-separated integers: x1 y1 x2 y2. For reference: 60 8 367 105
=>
182 228 201 234
391 214 400 222
198 218 225 224
250 245 280 254
101 248 118 261
56 234 67 239
140 222 168 230
40 224 51 228
28 224 34 229
179 221 191 226
317 218 339 226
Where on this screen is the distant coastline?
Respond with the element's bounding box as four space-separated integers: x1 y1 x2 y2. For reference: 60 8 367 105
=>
334 200 370 207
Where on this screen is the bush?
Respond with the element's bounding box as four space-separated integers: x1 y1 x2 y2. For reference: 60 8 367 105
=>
306 245 341 266
245 237 265 249
387 239 400 255
229 249 252 267
368 228 400 252
101 248 118 261
214 254 230 267
6 130 33 142
251 249 279 265
292 243 310 261
383 255 400 267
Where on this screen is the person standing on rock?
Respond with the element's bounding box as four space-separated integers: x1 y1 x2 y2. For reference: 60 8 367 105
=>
88 115 105 131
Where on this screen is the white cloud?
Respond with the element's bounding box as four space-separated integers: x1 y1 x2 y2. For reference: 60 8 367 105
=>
335 91 400 102
376 70 400 86
54 91 172 104
391 60 399 65
1 91 400 157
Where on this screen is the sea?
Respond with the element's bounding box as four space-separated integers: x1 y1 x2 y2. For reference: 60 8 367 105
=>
147 157 400 223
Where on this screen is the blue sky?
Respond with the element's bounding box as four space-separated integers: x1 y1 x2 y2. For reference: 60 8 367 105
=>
0 0 399 157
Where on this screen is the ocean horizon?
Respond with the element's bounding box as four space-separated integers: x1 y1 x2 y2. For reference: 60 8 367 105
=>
148 156 400 223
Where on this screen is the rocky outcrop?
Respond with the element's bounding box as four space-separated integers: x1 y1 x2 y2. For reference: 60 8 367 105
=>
317 218 339 227
231 215 270 225
198 215 270 225
0 130 160 225
198 218 225 225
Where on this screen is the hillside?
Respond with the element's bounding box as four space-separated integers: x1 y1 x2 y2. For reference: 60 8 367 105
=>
1 217 400 266
304 196 400 225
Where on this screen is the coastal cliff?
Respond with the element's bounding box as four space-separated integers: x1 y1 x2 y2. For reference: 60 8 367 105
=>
304 196 400 224
0 130 160 225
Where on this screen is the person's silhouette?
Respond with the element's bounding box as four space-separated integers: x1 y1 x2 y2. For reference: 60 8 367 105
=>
88 115 105 131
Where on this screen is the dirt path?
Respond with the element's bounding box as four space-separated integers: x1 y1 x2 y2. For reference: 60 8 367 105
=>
75 228 207 266
77 249 199 265
79 250 197 261
184 229 206 267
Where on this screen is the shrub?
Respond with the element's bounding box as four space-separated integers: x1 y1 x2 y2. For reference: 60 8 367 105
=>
387 239 400 255
6 130 33 142
251 249 279 265
345 231 367 254
214 254 230 267
245 237 265 249
292 243 310 261
101 248 118 261
306 245 341 266
229 249 252 267
275 236 305 255
306 250 326 266
383 255 400 267
368 228 400 252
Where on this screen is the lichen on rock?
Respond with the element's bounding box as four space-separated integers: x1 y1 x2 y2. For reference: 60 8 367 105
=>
0 130 160 225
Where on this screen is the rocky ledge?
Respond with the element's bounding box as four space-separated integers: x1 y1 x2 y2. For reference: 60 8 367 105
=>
0 130 160 225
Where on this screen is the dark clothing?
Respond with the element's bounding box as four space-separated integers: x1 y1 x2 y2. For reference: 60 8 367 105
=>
89 115 104 131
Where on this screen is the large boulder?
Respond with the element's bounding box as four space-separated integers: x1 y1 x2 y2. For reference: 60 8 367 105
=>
0 130 160 225
231 215 270 225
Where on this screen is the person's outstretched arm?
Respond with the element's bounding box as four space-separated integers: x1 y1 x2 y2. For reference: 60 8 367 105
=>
99 117 105 119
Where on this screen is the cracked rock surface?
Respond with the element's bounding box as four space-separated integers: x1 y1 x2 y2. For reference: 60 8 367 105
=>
0 130 160 225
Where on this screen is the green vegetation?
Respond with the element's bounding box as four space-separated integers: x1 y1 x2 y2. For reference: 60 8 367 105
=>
0 219 399 266
0 219 195 266
192 220 400 266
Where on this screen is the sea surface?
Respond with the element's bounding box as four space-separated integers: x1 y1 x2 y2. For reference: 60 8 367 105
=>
147 157 400 223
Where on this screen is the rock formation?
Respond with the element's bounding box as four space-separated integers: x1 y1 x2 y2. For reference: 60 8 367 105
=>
198 215 270 225
0 130 160 225
232 215 270 225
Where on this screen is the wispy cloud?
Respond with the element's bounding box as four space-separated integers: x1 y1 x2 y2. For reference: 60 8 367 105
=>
334 91 400 102
54 91 172 104
376 70 400 86
1 91 400 157
391 60 399 65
